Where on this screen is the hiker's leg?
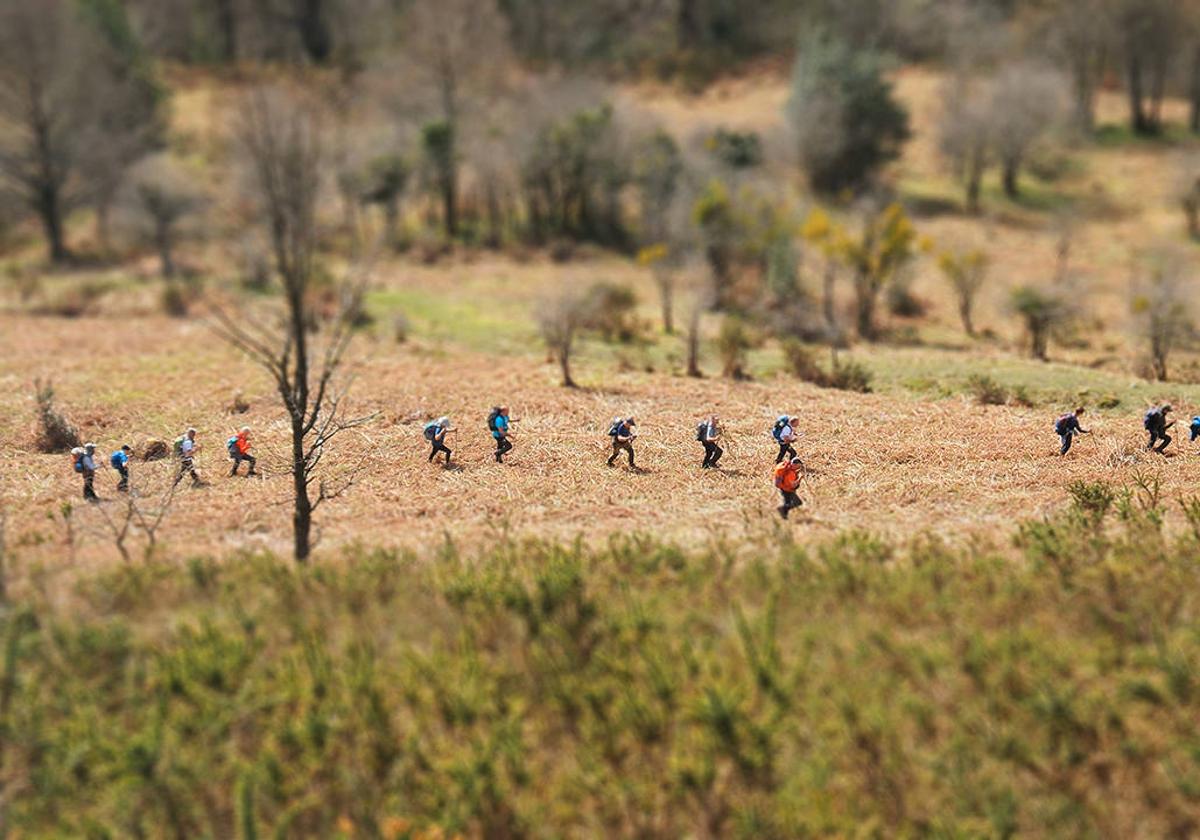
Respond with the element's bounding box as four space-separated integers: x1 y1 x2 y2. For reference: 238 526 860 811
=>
1148 432 1157 451
711 443 722 466
1060 434 1071 455
429 444 437 462
117 466 129 491
607 443 618 466
775 444 786 464
1159 432 1172 453
625 442 635 468
246 454 257 474
778 491 790 519
230 454 240 476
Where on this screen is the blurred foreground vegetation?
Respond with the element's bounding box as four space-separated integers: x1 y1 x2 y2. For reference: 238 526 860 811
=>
3 477 1200 837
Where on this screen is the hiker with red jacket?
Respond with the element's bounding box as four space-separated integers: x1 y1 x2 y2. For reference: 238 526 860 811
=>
228 426 257 476
773 456 804 520
1054 407 1089 455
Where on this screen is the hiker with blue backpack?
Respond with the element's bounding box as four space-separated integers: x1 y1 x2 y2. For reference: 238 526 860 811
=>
697 415 723 468
1144 404 1174 454
227 427 257 477
1054 408 1089 455
607 416 637 468
1191 416 1200 442
72 443 99 501
110 444 133 491
772 415 798 464
424 416 454 465
489 406 513 463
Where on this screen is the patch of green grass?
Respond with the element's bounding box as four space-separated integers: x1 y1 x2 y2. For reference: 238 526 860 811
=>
367 287 538 354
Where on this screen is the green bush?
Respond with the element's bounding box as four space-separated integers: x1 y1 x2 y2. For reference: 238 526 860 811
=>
6 484 1200 837
967 373 1008 405
827 358 873 392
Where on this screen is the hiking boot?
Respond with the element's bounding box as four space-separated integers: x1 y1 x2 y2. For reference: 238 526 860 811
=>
778 506 788 520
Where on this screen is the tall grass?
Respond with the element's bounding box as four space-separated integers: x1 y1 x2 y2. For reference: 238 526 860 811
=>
3 485 1200 837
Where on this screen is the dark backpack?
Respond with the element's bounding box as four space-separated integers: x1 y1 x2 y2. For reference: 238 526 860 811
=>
1144 409 1159 432
608 421 623 438
423 423 439 442
696 421 708 442
487 408 501 433
1054 414 1072 435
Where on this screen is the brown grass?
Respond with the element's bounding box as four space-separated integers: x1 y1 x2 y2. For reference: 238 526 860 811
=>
2 313 1197 575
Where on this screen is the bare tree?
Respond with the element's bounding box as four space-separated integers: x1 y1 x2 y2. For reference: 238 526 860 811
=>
1010 283 1076 361
212 89 375 563
937 247 989 337
121 154 206 278
939 78 992 213
1130 249 1194 381
394 0 512 239
537 285 589 388
1117 0 1183 135
1042 0 1113 133
0 0 111 261
988 62 1066 198
93 476 179 562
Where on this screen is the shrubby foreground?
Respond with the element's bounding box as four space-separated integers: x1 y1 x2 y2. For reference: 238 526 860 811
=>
3 479 1200 837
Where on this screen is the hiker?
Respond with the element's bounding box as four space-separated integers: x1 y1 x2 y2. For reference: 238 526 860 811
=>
773 456 804 520
772 415 798 464
606 416 637 468
1054 408 1090 455
1191 415 1200 442
110 444 133 491
227 426 257 476
424 416 453 465
73 443 99 501
697 414 723 468
175 427 202 486
1144 404 1174 454
489 406 513 463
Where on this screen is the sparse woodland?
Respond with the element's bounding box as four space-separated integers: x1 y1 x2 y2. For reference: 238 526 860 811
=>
5 0 1200 834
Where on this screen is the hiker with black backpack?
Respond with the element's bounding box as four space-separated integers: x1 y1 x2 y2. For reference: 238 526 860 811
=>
174 427 203 486
697 415 723 468
1054 408 1090 455
606 416 637 468
772 415 798 464
489 406 513 463
423 416 454 465
73 443 98 501
110 444 133 491
1144 404 1174 454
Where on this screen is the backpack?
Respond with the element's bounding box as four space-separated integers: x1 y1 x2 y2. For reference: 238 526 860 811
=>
71 448 84 474
1144 409 1159 432
423 422 439 442
173 436 185 458
608 420 623 438
227 436 239 457
109 451 123 469
1054 414 1072 435
487 408 501 433
696 421 708 442
772 416 789 442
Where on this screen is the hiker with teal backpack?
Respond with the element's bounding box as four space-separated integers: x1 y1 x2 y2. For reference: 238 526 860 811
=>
489 406 513 463
772 415 797 464
174 427 202 486
110 444 133 491
72 443 98 501
606 416 637 469
1144 404 1174 454
227 427 257 477
1190 415 1200 443
697 415 723 468
1054 408 1089 455
424 416 453 465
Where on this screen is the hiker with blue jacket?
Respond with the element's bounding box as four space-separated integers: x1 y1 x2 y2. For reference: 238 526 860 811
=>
424 416 453 465
489 406 513 463
772 415 798 464
697 415 723 468
1190 415 1200 442
607 416 637 468
110 444 133 491
1054 408 1089 455
1144 404 1174 454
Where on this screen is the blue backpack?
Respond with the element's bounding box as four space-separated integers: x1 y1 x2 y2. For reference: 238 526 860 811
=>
423 422 439 441
109 451 123 469
608 420 624 438
772 416 789 442
1054 414 1072 435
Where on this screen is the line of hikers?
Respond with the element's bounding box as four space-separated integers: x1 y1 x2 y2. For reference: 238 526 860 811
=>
70 426 257 500
1056 403 1200 456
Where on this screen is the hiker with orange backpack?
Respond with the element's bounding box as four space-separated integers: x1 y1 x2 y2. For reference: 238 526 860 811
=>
773 456 804 520
227 426 257 476
72 443 99 501
1054 408 1089 455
